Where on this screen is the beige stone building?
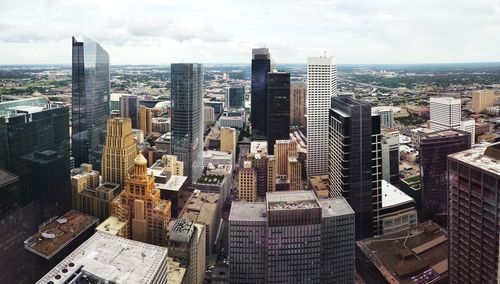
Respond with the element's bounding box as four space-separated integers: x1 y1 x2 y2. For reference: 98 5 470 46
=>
71 163 99 209
164 154 184 176
110 153 172 246
101 117 137 189
472 89 495 113
139 105 153 135
220 127 237 161
238 161 257 202
290 82 307 128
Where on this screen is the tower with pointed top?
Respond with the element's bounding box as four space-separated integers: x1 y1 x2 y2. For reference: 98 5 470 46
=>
101 117 137 190
110 153 172 246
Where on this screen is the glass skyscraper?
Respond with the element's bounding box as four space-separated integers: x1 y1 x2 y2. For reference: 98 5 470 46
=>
251 48 271 140
171 63 204 185
72 36 110 170
226 86 245 109
329 96 382 239
266 72 290 154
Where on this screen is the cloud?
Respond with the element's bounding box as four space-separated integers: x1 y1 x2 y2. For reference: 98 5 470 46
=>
0 0 499 64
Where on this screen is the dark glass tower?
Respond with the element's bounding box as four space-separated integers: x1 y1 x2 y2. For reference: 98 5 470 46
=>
251 48 271 140
0 100 70 283
226 86 245 109
171 63 204 185
72 36 110 170
329 96 382 239
266 72 290 154
119 95 139 128
419 129 470 219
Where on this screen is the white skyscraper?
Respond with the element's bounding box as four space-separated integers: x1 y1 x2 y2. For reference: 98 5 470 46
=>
306 56 337 176
429 97 461 131
460 119 476 145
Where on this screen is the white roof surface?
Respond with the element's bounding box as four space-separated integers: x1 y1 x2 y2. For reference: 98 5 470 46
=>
37 231 168 284
381 180 414 208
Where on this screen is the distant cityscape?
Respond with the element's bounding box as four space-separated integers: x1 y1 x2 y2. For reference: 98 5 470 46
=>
1 36 500 284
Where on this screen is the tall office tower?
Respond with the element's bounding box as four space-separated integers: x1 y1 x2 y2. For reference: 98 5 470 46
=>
168 219 206 284
251 48 271 140
226 86 245 109
72 37 110 170
245 144 272 196
307 55 337 176
171 63 204 185
287 156 302 191
229 191 355 283
204 105 215 127
0 98 71 284
429 97 461 131
119 95 139 128
266 72 291 154
419 129 470 219
472 89 495 113
448 143 500 283
138 105 153 136
329 96 382 239
373 108 395 128
460 119 476 145
381 129 400 187
274 139 298 176
238 161 257 202
220 127 237 161
290 81 307 128
110 153 172 246
274 139 302 191
36 231 169 284
101 117 137 189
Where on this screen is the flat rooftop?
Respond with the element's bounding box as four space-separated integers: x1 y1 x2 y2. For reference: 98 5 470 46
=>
308 175 329 191
449 143 500 175
181 191 219 224
318 198 354 218
423 129 468 139
250 141 268 154
25 210 98 259
229 202 267 222
168 257 186 284
37 231 168 284
157 175 187 192
266 191 320 211
358 221 448 283
381 180 414 208
0 168 19 188
96 216 127 236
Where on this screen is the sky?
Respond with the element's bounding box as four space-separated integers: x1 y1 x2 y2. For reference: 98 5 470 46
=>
0 0 499 65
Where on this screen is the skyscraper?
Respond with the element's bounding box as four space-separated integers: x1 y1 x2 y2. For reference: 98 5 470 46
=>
472 89 495 113
429 97 461 131
101 117 137 189
110 153 171 246
381 129 400 187
171 63 204 185
138 105 153 136
238 161 257 202
71 36 110 170
266 72 290 154
225 86 245 109
290 82 307 128
419 129 470 218
229 191 355 283
119 95 139 128
251 48 271 140
307 55 337 176
329 96 382 239
448 143 500 283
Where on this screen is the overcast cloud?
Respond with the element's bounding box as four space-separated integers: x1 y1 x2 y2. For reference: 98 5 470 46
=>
0 0 498 64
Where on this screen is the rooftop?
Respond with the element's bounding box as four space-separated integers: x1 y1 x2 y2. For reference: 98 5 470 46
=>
381 180 414 208
266 191 320 211
180 191 220 224
357 221 448 283
229 202 267 222
430 96 461 104
25 210 98 259
318 198 355 217
449 142 500 175
157 175 187 192
250 141 268 154
96 216 127 236
0 167 19 188
422 129 468 139
37 231 168 284
196 174 225 185
167 257 186 284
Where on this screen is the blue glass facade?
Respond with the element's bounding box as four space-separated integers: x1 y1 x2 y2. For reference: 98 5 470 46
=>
251 50 271 140
171 63 204 185
227 86 245 108
72 37 110 170
266 72 290 154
